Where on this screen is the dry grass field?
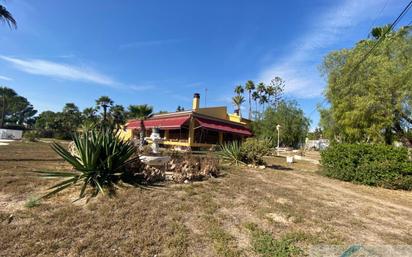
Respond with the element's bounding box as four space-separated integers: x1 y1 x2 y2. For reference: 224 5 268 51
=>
1 141 412 256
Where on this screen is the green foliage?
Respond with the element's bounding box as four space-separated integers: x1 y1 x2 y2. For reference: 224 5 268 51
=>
320 25 412 144
24 196 40 208
217 141 245 166
37 128 136 199
240 138 272 165
245 223 302 257
23 130 39 142
218 138 272 166
35 103 82 140
253 100 310 148
127 104 153 119
0 86 37 128
307 127 323 140
321 144 412 190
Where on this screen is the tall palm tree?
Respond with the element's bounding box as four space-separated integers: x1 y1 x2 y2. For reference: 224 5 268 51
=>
256 82 267 112
251 91 260 120
128 104 153 149
95 96 113 122
0 4 16 29
232 95 245 117
245 80 255 120
234 85 244 95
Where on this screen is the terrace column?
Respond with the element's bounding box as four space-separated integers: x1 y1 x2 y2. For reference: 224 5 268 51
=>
164 130 169 140
188 117 195 146
218 131 223 145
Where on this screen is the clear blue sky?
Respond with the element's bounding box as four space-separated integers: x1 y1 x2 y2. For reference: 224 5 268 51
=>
0 0 410 129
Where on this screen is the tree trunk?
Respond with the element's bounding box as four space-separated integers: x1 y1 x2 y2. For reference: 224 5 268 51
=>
139 119 145 149
248 91 252 120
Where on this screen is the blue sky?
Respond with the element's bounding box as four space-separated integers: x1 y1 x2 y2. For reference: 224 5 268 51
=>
0 0 411 129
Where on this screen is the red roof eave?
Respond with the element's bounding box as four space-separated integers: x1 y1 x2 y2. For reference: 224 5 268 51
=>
195 117 252 136
126 115 190 130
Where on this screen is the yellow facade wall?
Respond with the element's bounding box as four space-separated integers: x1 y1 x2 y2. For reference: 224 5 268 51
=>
197 107 228 120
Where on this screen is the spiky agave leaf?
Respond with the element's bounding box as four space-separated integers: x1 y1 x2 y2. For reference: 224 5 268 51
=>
37 128 136 199
217 141 245 165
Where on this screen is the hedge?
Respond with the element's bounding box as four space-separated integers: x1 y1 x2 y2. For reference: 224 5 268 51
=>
320 144 412 190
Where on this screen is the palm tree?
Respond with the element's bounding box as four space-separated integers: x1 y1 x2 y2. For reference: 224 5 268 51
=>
128 104 153 149
251 91 260 119
256 82 267 112
95 96 113 122
0 4 16 29
265 85 275 105
234 85 244 95
232 95 245 117
245 80 255 120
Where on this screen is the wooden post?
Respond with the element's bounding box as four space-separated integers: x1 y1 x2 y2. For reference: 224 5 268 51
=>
164 130 169 140
218 131 223 145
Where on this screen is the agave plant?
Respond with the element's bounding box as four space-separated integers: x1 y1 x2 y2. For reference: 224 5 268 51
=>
217 141 245 166
38 128 136 199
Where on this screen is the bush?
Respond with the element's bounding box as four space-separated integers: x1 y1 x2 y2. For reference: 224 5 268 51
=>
320 144 412 190
218 138 272 166
240 138 272 165
217 141 245 165
23 130 39 142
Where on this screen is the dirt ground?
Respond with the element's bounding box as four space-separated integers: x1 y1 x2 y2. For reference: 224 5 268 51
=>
1 141 411 257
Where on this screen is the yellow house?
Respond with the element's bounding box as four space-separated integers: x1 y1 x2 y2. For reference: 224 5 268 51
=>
124 93 252 149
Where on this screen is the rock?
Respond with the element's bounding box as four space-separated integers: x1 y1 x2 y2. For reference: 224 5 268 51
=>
184 179 190 184
258 165 265 169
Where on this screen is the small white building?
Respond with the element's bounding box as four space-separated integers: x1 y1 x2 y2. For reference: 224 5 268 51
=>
0 129 23 140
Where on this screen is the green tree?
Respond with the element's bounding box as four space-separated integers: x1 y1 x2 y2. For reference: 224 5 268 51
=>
252 100 310 148
82 107 98 123
256 82 268 112
95 96 113 122
128 104 153 148
319 25 412 144
0 4 16 29
234 85 244 95
268 77 285 108
61 103 81 133
0 87 36 128
251 91 260 119
232 95 245 117
109 104 126 128
245 80 255 120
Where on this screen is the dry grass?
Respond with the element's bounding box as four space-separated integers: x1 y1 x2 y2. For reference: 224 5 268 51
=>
1 142 412 256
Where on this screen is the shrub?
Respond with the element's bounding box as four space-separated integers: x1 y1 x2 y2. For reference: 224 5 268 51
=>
320 144 412 190
240 138 272 165
218 138 272 166
24 196 41 208
37 128 136 199
23 130 39 142
217 141 245 165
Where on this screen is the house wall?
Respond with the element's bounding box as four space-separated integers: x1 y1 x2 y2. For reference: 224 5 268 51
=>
197 107 228 120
